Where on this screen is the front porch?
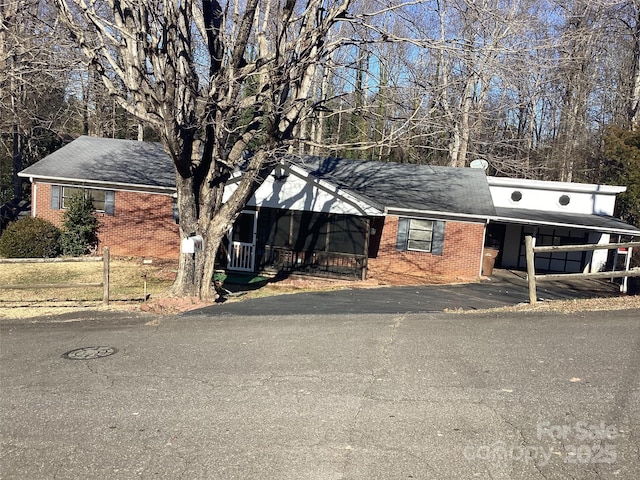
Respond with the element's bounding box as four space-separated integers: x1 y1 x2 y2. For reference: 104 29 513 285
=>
222 207 373 280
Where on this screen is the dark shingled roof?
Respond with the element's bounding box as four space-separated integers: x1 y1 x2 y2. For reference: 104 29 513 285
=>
493 207 640 236
293 156 496 217
19 136 175 189
21 138 497 217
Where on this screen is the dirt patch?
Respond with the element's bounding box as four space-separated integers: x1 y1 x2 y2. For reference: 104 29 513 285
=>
368 271 477 286
450 294 640 315
139 296 213 314
262 274 379 290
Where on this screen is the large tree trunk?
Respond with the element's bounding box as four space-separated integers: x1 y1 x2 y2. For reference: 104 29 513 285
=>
170 175 200 297
171 218 225 299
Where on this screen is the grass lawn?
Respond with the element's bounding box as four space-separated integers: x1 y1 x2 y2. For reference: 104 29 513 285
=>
2 258 638 320
0 257 177 303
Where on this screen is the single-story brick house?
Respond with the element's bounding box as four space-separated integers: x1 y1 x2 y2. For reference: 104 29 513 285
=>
221 155 494 282
18 136 179 259
18 136 640 282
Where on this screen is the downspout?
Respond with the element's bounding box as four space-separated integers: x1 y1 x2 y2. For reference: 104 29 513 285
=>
29 177 36 217
480 221 488 277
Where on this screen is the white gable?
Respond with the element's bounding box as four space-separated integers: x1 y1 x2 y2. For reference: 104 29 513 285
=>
223 163 382 216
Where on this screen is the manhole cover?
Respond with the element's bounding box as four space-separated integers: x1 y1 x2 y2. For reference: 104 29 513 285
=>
62 346 118 360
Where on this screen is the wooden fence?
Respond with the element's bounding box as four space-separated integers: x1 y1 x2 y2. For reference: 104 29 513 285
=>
524 236 640 305
0 246 110 304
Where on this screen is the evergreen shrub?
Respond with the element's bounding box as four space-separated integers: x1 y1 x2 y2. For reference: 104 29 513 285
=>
60 191 100 256
0 217 62 258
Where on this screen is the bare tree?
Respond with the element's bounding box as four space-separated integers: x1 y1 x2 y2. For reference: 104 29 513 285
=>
53 0 353 299
0 0 80 201
551 1 598 181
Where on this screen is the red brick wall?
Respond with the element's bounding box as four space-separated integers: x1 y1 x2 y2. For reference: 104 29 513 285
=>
34 182 180 259
367 215 485 283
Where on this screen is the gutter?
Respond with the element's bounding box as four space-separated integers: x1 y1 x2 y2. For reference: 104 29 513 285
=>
486 214 640 237
386 207 639 236
385 207 490 223
18 173 176 195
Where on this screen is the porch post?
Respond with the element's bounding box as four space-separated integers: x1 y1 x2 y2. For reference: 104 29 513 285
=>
361 217 370 281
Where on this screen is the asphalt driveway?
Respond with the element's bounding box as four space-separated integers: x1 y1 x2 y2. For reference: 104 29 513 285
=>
189 270 622 317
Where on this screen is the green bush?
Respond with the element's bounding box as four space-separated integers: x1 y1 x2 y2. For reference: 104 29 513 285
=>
60 191 100 256
0 217 62 258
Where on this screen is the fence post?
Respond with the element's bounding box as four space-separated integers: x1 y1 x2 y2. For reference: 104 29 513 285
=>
525 235 537 305
103 246 110 305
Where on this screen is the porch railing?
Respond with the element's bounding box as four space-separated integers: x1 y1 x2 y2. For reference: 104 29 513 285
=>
259 246 366 279
228 242 255 271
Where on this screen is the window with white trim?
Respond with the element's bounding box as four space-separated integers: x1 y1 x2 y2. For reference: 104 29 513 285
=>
50 185 115 215
396 217 446 256
62 187 106 211
407 219 435 252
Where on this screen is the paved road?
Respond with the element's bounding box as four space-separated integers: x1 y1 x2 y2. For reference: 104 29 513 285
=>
1 308 638 479
191 272 622 316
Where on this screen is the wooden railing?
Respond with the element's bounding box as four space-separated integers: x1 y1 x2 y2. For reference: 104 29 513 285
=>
524 236 640 304
0 247 111 304
259 246 367 279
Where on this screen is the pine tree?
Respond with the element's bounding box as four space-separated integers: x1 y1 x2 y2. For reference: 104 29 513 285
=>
60 191 99 256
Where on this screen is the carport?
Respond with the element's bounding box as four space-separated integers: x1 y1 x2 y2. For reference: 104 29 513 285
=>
485 208 640 274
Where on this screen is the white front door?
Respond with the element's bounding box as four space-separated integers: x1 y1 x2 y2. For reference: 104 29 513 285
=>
228 210 258 271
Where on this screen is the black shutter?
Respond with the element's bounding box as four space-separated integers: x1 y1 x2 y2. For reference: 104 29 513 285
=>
104 191 115 215
431 220 446 255
50 185 61 210
396 218 409 251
